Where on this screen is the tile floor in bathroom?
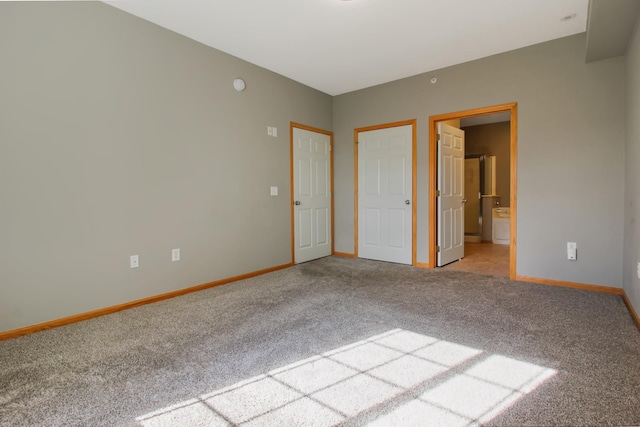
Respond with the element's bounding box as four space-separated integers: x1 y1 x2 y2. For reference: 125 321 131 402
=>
440 242 510 277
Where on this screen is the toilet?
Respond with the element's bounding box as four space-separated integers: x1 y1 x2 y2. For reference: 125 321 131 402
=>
492 207 510 245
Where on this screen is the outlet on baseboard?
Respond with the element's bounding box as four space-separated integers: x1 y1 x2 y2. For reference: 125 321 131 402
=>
567 242 577 261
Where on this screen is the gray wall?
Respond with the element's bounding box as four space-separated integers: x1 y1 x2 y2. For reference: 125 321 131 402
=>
0 3 332 332
333 34 625 288
624 17 640 315
462 121 511 207
1 3 631 334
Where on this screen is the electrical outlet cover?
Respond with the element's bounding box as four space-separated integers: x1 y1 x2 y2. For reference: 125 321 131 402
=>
130 255 139 268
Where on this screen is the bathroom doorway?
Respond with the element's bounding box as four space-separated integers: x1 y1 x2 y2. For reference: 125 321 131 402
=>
428 103 517 279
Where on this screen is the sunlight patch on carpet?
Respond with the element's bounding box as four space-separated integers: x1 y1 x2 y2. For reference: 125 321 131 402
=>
136 329 556 426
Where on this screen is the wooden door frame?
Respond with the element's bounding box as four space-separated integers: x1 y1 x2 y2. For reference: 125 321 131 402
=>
428 103 518 278
290 123 335 264
354 119 418 265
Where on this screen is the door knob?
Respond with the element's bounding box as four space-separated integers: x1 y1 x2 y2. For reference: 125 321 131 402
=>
461 199 468 204
294 201 301 205
405 200 411 205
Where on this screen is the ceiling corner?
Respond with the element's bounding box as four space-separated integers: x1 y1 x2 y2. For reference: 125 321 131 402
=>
585 0 640 63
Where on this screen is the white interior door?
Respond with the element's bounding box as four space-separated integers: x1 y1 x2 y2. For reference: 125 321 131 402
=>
293 127 332 264
437 122 465 266
358 124 413 265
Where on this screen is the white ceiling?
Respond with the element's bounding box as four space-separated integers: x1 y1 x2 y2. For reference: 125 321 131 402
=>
104 0 589 96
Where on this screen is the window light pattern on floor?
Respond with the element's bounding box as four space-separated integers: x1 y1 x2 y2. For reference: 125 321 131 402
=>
136 329 556 426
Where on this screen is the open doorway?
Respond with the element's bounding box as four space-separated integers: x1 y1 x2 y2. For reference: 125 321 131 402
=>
428 103 517 279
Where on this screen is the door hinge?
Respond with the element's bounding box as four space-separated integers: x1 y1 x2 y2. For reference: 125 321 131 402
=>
436 190 441 197
355 141 359 144
436 245 441 253
329 145 332 152
437 133 441 141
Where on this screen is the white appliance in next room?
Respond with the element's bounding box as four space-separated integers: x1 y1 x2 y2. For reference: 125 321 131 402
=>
492 207 510 245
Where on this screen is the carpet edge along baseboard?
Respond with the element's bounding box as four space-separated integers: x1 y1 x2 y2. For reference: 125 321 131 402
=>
0 262 293 342
517 275 639 331
3 265 637 341
332 251 357 258
622 292 640 330
515 275 624 295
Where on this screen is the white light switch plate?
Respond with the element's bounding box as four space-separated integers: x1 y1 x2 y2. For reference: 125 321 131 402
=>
270 186 278 196
130 255 139 268
172 248 180 262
